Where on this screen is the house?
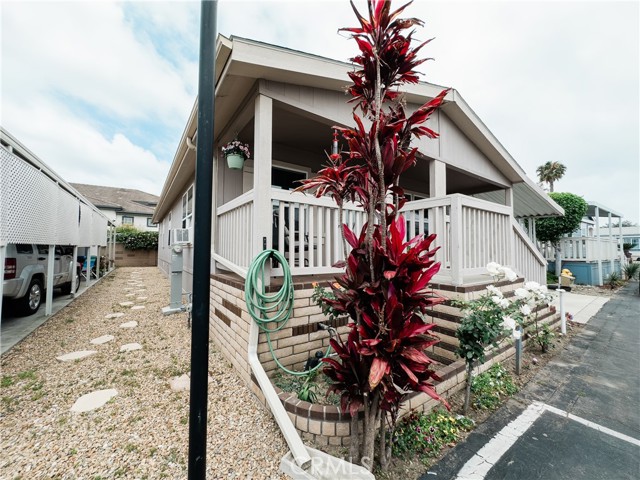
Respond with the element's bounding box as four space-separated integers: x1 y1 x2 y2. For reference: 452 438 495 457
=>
601 225 640 249
71 183 159 232
152 36 562 406
540 201 624 286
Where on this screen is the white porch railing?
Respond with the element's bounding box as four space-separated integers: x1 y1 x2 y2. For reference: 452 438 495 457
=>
215 190 254 274
215 189 546 285
541 236 619 262
512 219 546 284
270 189 367 276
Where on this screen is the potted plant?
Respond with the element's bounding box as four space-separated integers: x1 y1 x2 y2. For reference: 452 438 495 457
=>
221 140 250 170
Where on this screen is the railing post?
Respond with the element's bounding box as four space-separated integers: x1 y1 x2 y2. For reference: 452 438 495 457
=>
253 94 273 284
449 195 463 285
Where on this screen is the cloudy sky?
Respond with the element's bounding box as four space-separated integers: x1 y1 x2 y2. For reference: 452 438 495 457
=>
2 0 638 222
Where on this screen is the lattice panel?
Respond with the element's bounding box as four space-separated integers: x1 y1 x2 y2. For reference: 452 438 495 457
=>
78 203 95 245
1 147 109 246
55 186 80 245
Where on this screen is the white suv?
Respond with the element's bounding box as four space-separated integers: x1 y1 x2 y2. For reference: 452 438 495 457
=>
3 244 79 316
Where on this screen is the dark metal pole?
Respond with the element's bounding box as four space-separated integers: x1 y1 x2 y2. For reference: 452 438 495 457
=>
189 1 217 478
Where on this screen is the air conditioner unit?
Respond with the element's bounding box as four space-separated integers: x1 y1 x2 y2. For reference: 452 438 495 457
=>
172 228 191 245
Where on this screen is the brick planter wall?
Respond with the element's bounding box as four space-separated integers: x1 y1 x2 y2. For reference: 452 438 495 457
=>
209 271 559 443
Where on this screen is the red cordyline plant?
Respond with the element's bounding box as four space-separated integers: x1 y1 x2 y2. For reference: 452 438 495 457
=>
296 0 450 470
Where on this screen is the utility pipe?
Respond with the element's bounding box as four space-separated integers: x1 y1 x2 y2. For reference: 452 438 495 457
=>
248 317 312 470
559 288 566 335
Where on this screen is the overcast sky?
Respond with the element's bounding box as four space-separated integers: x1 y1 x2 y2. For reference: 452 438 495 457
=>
2 0 638 222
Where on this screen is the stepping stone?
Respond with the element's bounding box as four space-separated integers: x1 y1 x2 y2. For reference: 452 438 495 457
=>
125 293 136 297
71 389 118 413
105 312 125 319
131 305 145 310
119 302 134 307
90 335 115 345
169 374 191 392
169 372 214 392
120 343 142 352
57 350 97 362
136 297 148 301
120 321 138 329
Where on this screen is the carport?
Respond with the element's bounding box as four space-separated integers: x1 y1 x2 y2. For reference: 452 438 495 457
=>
0 127 116 321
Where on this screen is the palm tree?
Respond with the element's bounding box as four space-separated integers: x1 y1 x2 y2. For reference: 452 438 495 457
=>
536 161 567 192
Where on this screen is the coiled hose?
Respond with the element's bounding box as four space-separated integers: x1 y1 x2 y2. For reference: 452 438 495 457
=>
244 249 329 376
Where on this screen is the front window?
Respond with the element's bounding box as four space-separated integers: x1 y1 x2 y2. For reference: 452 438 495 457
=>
122 216 134 225
147 217 156 227
182 186 194 228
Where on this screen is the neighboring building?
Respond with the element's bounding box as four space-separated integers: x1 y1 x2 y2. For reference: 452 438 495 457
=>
541 202 625 285
601 225 640 248
151 35 564 392
71 184 159 232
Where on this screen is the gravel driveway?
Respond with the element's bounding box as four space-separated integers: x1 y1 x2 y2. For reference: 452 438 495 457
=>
1 267 288 479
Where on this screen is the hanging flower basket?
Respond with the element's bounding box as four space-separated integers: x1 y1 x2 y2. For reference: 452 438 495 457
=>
222 140 250 170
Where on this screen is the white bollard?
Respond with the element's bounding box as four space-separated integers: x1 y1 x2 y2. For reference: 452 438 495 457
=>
558 288 566 335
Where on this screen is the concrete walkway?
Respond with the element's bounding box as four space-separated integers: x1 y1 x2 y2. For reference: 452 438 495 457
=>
1 275 107 355
424 281 640 480
551 289 610 324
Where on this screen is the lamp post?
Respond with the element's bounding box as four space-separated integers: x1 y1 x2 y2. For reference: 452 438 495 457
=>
188 1 217 478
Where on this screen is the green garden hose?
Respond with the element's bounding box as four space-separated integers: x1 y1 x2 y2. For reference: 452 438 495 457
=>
245 249 330 376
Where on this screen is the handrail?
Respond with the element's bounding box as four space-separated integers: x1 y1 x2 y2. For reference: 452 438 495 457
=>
271 188 365 211
512 219 546 265
216 189 254 216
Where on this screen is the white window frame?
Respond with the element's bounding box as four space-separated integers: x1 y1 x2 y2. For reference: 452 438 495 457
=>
182 186 194 229
122 216 134 225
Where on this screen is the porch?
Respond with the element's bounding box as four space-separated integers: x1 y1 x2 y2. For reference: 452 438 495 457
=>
543 236 622 285
214 187 546 286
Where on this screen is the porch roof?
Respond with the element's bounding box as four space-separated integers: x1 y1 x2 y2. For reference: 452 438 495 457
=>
585 201 623 219
154 35 562 222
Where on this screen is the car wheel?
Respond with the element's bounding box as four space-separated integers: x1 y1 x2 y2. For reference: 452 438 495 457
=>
60 274 80 295
19 278 43 316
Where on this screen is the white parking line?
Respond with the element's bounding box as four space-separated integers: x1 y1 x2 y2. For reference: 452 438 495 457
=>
455 401 640 480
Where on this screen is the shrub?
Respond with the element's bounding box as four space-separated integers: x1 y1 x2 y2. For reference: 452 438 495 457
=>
622 263 640 281
393 409 474 459
471 363 518 410
116 230 158 250
605 271 623 290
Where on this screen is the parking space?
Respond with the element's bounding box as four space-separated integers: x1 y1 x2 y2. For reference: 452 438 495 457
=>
1 278 102 355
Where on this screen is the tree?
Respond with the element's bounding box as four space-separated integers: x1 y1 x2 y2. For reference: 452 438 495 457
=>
535 192 588 277
296 0 449 470
536 161 567 192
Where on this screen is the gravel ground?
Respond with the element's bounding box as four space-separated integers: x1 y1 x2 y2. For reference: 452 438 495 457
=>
1 267 288 479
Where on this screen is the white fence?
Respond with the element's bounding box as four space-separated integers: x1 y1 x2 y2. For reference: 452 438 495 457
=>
541 236 619 263
0 146 108 247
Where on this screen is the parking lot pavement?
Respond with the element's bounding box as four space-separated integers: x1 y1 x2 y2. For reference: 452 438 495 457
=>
1 278 103 355
423 281 640 480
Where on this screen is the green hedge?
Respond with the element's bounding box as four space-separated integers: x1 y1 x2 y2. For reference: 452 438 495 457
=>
116 230 158 250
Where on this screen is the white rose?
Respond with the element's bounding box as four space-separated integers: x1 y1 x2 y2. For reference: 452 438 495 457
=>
486 262 502 276
525 281 541 291
514 288 529 299
502 315 517 332
487 285 503 298
520 304 532 316
499 267 518 282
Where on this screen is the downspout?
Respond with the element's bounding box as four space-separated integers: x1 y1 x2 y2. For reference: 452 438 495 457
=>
247 310 312 470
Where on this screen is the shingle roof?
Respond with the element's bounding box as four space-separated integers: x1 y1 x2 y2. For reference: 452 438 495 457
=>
70 183 159 215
